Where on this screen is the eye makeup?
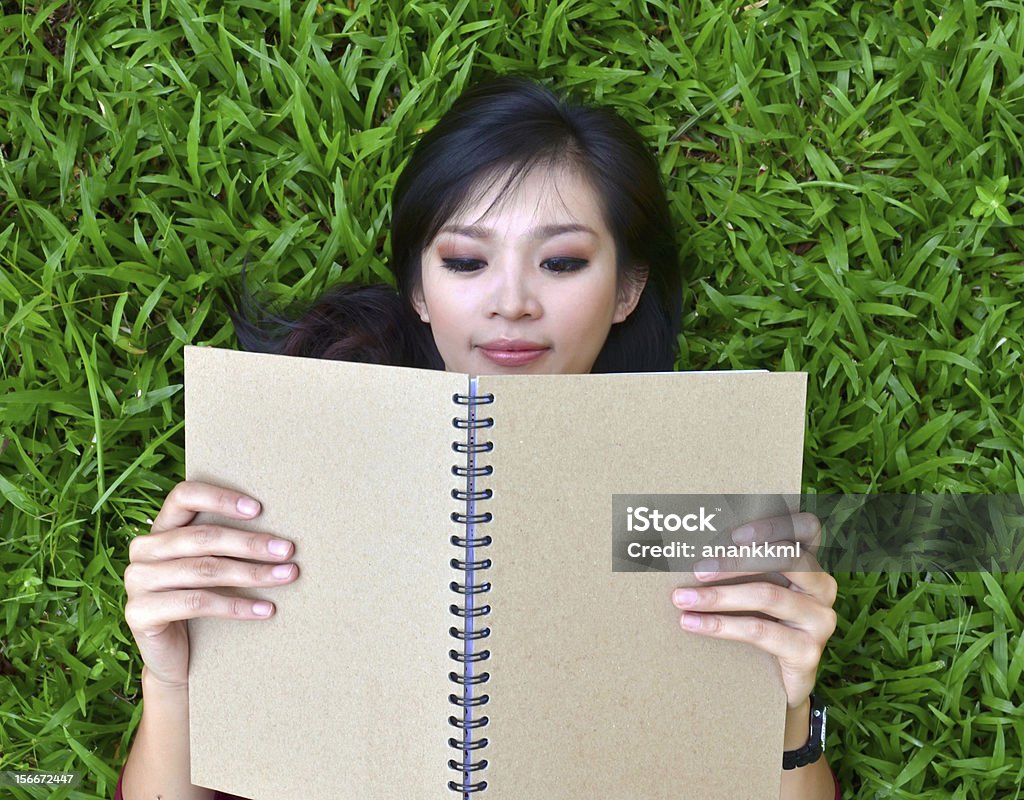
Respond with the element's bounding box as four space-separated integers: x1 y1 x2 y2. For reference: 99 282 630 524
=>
438 257 590 274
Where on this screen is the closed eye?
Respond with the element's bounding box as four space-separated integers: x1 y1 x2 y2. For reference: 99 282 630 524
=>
543 257 588 273
440 258 589 274
441 258 485 273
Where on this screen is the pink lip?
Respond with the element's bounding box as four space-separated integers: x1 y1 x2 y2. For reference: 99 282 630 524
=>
478 340 549 366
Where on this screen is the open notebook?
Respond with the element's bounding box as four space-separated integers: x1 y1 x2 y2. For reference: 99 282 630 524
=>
183 345 808 799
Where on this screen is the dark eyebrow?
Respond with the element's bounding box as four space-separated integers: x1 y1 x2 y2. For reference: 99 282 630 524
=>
438 223 597 241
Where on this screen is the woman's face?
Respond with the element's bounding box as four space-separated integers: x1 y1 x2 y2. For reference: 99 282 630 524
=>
412 166 645 375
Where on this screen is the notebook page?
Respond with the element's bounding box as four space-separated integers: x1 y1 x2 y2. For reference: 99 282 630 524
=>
184 346 462 799
476 370 808 800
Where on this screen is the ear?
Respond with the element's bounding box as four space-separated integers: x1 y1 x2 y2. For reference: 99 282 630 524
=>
612 270 648 324
411 284 430 324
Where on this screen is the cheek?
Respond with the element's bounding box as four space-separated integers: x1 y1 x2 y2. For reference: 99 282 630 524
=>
418 267 449 318
559 279 618 332
422 281 473 339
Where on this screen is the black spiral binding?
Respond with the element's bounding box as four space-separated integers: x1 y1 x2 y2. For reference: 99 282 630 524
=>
448 383 494 796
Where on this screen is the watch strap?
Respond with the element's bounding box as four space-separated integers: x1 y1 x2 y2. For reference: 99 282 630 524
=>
782 693 827 770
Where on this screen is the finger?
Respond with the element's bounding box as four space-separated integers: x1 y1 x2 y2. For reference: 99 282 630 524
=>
781 557 838 606
151 480 263 535
672 581 836 636
730 512 822 548
693 544 821 581
673 608 829 707
129 523 293 564
125 589 280 635
675 608 827 666
124 556 299 595
694 550 835 607
692 545 804 579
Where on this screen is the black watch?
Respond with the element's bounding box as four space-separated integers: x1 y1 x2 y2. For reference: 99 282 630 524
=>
782 693 827 770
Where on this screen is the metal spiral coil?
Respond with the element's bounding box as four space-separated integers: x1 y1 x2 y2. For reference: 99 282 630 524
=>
452 487 494 502
450 580 492 596
451 557 494 571
449 669 490 685
453 416 496 430
453 392 495 406
449 388 493 795
451 534 493 548
451 510 494 525
452 440 494 455
450 604 492 618
450 737 489 750
452 464 494 479
449 625 491 641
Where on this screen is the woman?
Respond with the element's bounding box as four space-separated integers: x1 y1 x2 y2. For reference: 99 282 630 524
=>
116 76 839 799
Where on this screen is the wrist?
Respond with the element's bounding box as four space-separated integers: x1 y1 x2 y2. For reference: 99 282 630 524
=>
782 693 828 771
783 697 812 749
142 665 190 696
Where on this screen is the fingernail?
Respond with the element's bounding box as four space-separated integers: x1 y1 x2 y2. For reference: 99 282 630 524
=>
237 497 260 516
253 601 273 616
268 539 291 557
694 559 718 579
271 564 294 579
681 613 701 630
732 525 754 543
674 589 699 607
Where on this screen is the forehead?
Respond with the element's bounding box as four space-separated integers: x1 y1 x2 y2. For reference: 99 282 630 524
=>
449 164 606 231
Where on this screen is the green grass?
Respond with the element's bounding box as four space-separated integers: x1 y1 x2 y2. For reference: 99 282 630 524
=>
1 0 1023 797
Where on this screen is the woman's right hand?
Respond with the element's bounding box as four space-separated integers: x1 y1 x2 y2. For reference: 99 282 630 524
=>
123 480 299 691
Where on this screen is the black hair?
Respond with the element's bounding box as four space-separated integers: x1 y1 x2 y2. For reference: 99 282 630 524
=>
229 75 682 372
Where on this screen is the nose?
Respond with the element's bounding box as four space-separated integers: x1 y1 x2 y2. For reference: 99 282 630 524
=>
486 258 542 320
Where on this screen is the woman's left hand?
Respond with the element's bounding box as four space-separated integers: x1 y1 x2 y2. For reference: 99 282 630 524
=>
670 511 837 709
